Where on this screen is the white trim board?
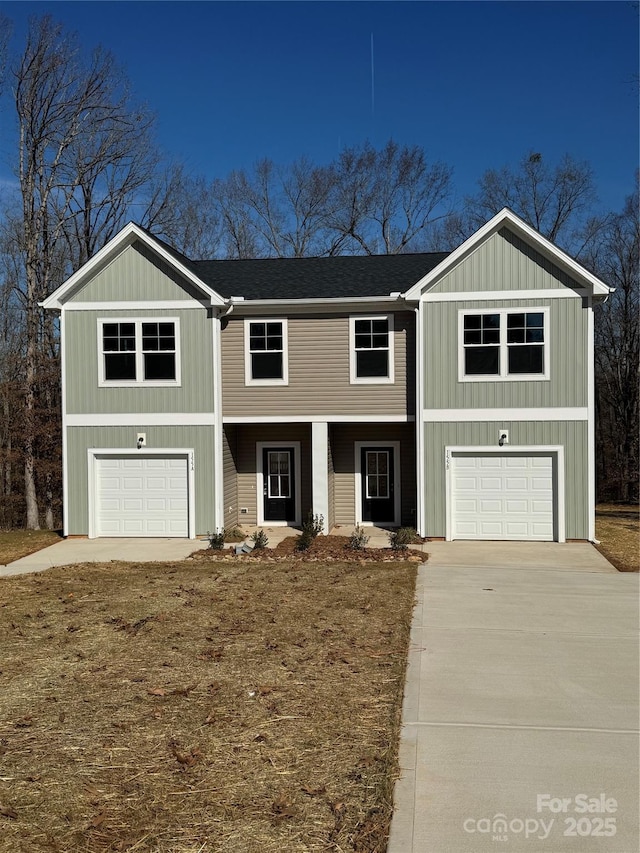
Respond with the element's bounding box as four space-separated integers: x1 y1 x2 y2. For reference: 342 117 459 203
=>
421 288 586 302
67 413 217 426
444 445 566 543
86 448 196 539
423 408 588 422
224 414 412 424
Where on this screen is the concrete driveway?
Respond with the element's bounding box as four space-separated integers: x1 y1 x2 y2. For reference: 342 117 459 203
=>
0 537 209 576
388 543 639 853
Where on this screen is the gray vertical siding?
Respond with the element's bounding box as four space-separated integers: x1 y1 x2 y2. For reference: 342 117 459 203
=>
431 228 587 294
66 425 216 535
222 425 238 529
331 424 416 527
423 421 588 539
423 297 588 409
71 242 205 302
222 312 414 417
65 308 215 414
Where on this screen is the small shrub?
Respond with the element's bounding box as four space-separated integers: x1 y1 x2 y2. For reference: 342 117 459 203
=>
251 529 269 550
388 527 418 551
207 529 226 550
223 525 245 543
296 512 325 551
347 524 370 551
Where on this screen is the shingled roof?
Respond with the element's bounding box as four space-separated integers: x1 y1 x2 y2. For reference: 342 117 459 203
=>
189 252 450 300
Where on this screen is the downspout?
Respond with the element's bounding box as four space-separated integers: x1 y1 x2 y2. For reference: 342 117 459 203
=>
213 300 235 534
414 303 425 537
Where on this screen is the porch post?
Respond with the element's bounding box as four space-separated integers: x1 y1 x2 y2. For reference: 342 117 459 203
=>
311 421 329 534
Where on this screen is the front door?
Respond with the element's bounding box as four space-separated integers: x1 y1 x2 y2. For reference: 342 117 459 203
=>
361 446 395 524
262 447 296 522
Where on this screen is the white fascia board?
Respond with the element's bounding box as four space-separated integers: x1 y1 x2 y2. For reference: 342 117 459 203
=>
41 222 225 309
403 208 611 301
231 296 404 315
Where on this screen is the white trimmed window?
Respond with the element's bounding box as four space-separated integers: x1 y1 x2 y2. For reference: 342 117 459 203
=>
98 319 180 386
350 315 394 384
244 319 288 385
459 308 549 381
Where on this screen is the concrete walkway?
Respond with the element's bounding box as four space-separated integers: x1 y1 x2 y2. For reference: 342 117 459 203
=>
0 537 210 576
388 544 639 852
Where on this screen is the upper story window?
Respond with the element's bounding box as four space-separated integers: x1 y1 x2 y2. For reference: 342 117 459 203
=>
98 319 180 386
350 315 395 384
459 308 549 381
244 319 288 385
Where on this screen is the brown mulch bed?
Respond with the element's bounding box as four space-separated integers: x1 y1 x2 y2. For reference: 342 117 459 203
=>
0 556 417 852
595 504 639 572
193 535 428 563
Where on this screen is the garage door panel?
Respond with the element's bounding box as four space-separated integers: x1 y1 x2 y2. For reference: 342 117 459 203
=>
452 453 555 541
96 455 189 537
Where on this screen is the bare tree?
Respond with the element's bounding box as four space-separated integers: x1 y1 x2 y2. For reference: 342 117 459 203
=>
434 152 600 256
10 15 157 527
327 140 453 255
143 163 224 258
592 184 639 502
207 142 453 259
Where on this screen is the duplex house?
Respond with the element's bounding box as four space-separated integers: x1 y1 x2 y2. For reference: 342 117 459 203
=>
42 208 610 542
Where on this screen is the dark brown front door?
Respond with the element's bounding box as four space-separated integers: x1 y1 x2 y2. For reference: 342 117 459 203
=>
263 447 295 522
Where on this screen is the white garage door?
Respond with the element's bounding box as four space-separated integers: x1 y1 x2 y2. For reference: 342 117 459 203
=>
96 456 189 537
451 453 554 541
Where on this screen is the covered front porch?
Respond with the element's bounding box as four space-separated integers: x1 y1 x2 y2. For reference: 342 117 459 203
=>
222 421 417 533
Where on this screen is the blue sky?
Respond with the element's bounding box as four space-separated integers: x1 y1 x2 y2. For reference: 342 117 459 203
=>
0 1 638 214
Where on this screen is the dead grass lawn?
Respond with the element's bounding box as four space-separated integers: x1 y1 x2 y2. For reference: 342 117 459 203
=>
0 557 417 852
595 504 639 572
0 530 61 565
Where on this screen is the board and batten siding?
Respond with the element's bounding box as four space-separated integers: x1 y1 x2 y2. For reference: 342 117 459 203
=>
66 425 216 535
234 424 312 527
71 241 205 302
222 312 414 418
423 297 587 410
430 227 587 294
65 308 215 414
423 421 589 539
330 424 416 527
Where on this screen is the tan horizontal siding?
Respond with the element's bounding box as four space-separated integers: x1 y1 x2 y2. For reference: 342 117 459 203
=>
330 423 416 528
222 312 415 417
222 425 238 529
235 424 311 527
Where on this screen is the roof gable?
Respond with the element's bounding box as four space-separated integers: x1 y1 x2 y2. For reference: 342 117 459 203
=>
41 223 225 309
403 208 611 300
